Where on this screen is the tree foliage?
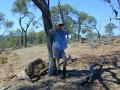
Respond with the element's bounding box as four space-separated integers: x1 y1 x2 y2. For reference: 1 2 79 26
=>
12 0 28 14
0 12 14 37
4 20 14 29
0 29 45 48
0 12 5 26
105 23 117 37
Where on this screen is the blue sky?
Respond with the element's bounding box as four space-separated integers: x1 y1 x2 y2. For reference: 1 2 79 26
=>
0 0 120 35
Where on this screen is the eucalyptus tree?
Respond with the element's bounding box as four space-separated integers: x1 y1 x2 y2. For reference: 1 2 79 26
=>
74 11 89 40
86 16 101 39
104 0 120 32
0 12 5 26
85 31 98 40
81 27 91 38
51 4 75 40
0 14 14 48
27 29 35 44
105 23 117 44
105 23 117 38
4 20 14 30
14 28 21 47
12 0 34 47
0 12 14 37
31 0 57 75
0 12 5 37
12 0 57 75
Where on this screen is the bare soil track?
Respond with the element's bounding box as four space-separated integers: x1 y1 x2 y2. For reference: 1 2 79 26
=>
0 43 120 90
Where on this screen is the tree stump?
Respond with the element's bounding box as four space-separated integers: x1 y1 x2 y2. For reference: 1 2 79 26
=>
25 58 46 82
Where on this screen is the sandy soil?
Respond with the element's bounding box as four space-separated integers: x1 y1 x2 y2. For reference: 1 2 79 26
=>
0 42 120 90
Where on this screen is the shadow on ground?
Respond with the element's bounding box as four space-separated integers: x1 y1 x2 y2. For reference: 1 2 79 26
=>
18 51 120 90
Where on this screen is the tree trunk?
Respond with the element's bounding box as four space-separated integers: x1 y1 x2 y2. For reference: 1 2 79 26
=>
78 17 81 41
24 31 27 47
42 14 57 75
95 27 101 43
32 0 57 75
19 16 26 47
21 30 24 47
78 29 80 41
78 25 81 41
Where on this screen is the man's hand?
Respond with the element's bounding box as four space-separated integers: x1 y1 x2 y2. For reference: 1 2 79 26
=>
49 28 54 34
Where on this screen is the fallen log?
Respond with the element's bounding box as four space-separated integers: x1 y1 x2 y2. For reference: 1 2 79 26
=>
80 62 104 85
76 63 116 86
78 68 103 86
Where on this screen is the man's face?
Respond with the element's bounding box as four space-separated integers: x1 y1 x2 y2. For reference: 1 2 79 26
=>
59 26 63 30
58 25 63 31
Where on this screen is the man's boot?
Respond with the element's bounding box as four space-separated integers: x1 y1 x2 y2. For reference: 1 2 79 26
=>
60 67 66 79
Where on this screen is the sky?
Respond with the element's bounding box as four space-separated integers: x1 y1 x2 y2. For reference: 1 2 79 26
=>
0 0 120 35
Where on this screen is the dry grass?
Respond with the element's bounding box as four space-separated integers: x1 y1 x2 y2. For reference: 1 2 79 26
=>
0 56 7 64
66 42 120 57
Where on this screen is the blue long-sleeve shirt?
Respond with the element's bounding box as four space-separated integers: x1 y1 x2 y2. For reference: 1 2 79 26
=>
52 29 69 50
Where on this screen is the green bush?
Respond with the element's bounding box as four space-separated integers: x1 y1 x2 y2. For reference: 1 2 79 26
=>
0 36 19 48
27 31 46 44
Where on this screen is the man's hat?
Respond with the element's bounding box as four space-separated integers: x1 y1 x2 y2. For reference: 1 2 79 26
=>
57 21 63 26
59 23 64 27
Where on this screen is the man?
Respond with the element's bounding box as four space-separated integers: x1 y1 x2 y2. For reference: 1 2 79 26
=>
49 23 70 78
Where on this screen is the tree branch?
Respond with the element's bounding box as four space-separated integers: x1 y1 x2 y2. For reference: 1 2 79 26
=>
117 0 120 8
58 0 66 26
19 14 26 32
32 0 50 15
25 12 34 32
104 0 118 17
